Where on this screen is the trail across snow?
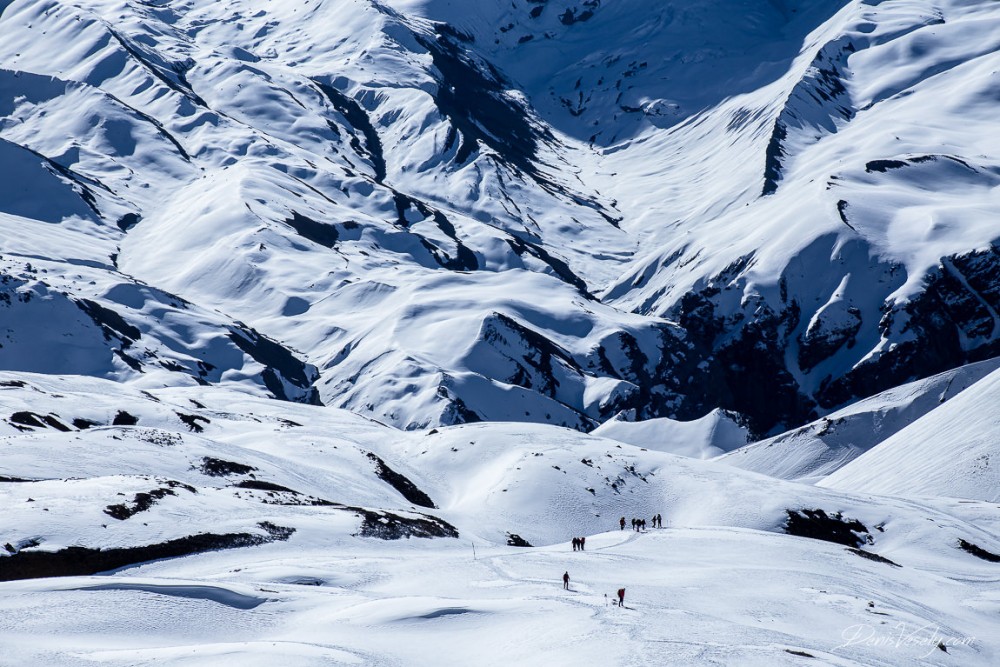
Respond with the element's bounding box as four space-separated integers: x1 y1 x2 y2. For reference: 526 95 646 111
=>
0 373 998 664
3 526 995 666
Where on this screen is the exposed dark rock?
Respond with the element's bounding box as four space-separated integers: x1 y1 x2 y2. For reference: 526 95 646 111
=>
112 410 138 426
477 311 582 399
313 80 386 182
9 411 72 431
104 487 178 521
836 199 853 227
762 119 787 196
560 8 595 25
366 452 436 508
72 418 101 430
116 213 141 232
412 30 554 184
506 234 591 297
10 412 47 429
506 533 532 547
847 547 900 567
865 159 908 173
0 522 294 581
764 38 854 196
670 257 813 437
200 457 257 477
357 509 458 540
391 191 479 271
798 307 863 373
785 649 815 658
817 246 1000 411
436 380 483 426
107 28 208 107
176 412 210 433
958 538 1000 562
235 480 298 493
284 211 340 248
228 325 321 405
785 509 871 548
75 299 142 345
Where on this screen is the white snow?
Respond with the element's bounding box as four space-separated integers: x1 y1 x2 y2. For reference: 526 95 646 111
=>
593 409 749 459
821 366 1000 502
0 374 997 664
2 0 1000 663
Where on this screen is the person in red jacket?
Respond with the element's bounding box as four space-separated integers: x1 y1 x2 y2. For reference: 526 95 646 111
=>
617 588 625 607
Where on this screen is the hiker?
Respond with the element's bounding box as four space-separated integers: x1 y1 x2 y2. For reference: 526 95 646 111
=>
632 518 638 532
640 519 646 531
572 537 579 551
619 516 626 530
652 515 657 529
579 536 585 551
617 588 625 607
657 513 663 528
563 571 570 590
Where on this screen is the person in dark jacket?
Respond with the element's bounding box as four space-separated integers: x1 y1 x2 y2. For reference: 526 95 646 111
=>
579 536 585 551
619 516 626 530
617 588 625 607
572 537 579 551
563 571 570 590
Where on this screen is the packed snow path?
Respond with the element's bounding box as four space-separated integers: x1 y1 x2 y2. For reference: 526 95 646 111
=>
2 525 996 666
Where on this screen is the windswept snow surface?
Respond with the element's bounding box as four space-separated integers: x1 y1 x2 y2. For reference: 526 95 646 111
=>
718 357 1000 482
1 374 999 665
820 366 1000 502
593 409 750 459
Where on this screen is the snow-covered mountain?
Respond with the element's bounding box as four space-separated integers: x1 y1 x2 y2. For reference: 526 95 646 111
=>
2 0 999 435
717 356 1000 482
3 0 1000 663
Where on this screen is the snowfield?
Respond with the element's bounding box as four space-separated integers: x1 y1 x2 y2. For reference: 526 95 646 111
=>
1 373 999 665
2 0 1000 663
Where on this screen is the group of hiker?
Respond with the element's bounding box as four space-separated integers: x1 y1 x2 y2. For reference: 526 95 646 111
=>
619 513 664 531
561 512 665 606
562 572 625 607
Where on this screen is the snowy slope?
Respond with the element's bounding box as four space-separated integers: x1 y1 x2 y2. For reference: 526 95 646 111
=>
1 374 999 665
718 357 1000 482
820 365 1000 502
593 408 749 459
